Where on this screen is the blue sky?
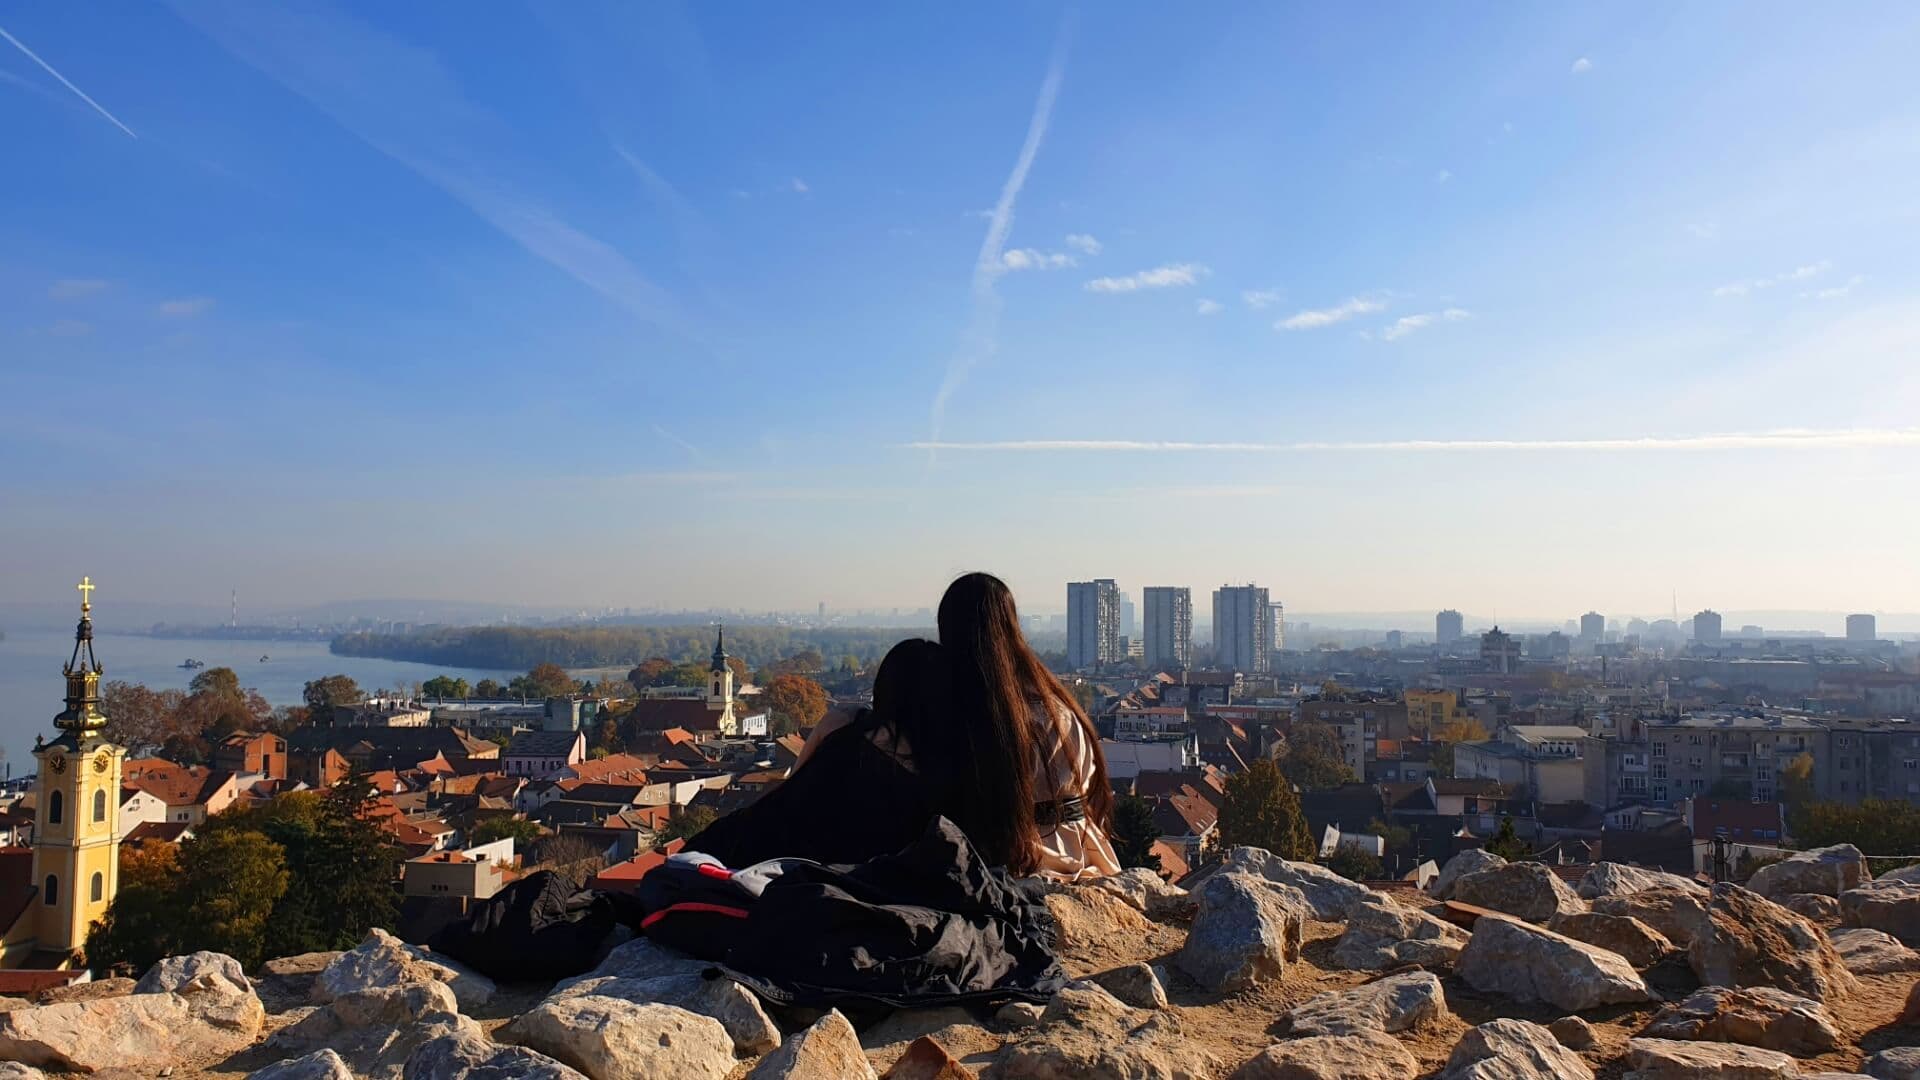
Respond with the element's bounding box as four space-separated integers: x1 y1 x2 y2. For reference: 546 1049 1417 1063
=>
4 2 1919 620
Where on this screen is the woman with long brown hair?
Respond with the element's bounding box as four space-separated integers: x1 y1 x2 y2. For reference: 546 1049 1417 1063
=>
937 572 1120 880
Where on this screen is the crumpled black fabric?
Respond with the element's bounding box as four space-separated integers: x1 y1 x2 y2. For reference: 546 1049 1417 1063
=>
427 869 619 981
715 816 1067 1009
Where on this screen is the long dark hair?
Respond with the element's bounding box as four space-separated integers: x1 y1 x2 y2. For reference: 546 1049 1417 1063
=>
851 638 952 772
938 571 1113 875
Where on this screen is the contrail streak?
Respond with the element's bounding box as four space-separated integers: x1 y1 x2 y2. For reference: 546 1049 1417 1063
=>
0 24 137 138
908 428 1920 453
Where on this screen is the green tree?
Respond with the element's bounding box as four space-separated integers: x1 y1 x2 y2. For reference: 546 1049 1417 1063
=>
304 674 365 711
1217 758 1315 860
1111 795 1163 873
658 806 718 844
475 678 504 699
86 841 183 973
471 815 545 847
521 663 576 700
1781 752 1817 823
761 674 829 737
1321 845 1385 882
1367 817 1412 854
1483 816 1532 862
422 676 470 700
1280 721 1358 792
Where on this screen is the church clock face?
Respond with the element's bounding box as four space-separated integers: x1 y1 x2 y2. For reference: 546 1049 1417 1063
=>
48 754 66 775
93 753 110 773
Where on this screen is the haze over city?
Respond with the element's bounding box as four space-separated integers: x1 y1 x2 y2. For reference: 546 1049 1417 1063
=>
6 3 1920 617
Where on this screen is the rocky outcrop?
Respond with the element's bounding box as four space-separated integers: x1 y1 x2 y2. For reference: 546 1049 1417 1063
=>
1546 911 1675 968
33 978 134 1005
1623 1037 1797 1079
315 928 494 1012
1440 1018 1594 1080
996 982 1219 1080
1094 868 1192 919
1748 844 1871 899
1087 964 1168 1010
1831 926 1920 975
1175 870 1307 991
1223 847 1379 920
1430 849 1506 901
1640 985 1842 1056
1455 914 1655 1011
1331 892 1469 971
881 1036 974 1080
747 1010 874 1079
1590 887 1712 949
1451 861 1587 922
548 973 780 1055
1576 862 1705 900
0 953 266 1073
270 981 478 1080
1842 880 1920 944
246 1049 355 1080
1278 972 1447 1037
1689 883 1859 1003
136 950 250 994
1228 1032 1418 1079
404 1028 587 1079
1548 1015 1598 1050
506 998 737 1080
1781 892 1842 923
1870 1046 1920 1079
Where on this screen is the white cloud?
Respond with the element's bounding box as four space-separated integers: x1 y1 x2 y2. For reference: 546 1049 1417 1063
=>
1063 233 1101 255
788 177 809 194
1435 168 1452 184
1241 287 1285 309
1804 274 1866 300
1196 299 1224 316
156 296 215 318
1380 307 1472 341
1278 296 1384 330
1085 263 1207 293
1571 57 1593 74
1715 259 1832 297
1002 248 1075 271
47 278 108 300
908 427 1920 453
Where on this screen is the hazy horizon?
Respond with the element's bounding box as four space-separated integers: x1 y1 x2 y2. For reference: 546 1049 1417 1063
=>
6 5 1918 616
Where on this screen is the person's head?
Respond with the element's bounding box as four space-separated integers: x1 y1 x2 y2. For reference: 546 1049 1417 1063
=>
937 572 1113 874
866 638 952 754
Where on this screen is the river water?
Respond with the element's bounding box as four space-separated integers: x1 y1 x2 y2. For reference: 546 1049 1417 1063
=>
0 629 517 775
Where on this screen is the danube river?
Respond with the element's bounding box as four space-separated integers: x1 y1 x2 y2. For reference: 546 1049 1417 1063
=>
0 629 517 774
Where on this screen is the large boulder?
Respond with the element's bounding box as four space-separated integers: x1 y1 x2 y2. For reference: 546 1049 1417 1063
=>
1830 927 1920 975
1590 887 1713 948
31 979 133 1006
1087 965 1168 1011
1094 869 1192 920
1454 914 1656 1011
1689 883 1859 1003
136 951 250 995
1429 849 1506 901
1842 880 1920 944
247 1049 355 1080
1640 985 1842 1056
1748 844 1871 899
1222 847 1379 920
1227 1032 1418 1079
1623 1037 1797 1080
1174 871 1307 991
1278 972 1447 1037
506 998 735 1080
1547 1016 1598 1051
1780 893 1842 924
747 1009 874 1079
880 1035 974 1080
1576 862 1706 900
269 982 478 1080
996 982 1219 1080
404 1028 587 1080
316 928 494 1012
1546 911 1675 968
0 978 266 1073
1439 1018 1593 1080
549 974 779 1055
1451 861 1587 923
1871 1047 1920 1079
1331 892 1470 972
564 937 708 987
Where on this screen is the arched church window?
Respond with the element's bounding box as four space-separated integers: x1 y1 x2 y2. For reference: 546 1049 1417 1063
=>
48 790 63 825
94 789 107 822
43 874 58 906
91 872 103 903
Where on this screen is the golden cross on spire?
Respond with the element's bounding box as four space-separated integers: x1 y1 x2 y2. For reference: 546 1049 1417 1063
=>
77 576 96 613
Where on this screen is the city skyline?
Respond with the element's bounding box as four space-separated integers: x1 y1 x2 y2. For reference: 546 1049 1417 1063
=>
6 4 1920 614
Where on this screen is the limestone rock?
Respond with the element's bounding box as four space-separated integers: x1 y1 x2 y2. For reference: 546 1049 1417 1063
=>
1782 893 1842 923
0 979 266 1072
247 1049 355 1080
1623 1036 1797 1079
1451 861 1588 923
995 1002 1043 1029
1455 914 1655 1011
747 1009 876 1079
32 978 134 1005
1591 887 1713 948
1280 972 1446 1037
1227 1031 1418 1079
1431 849 1507 901
1547 911 1675 968
263 951 343 976
1548 1015 1599 1050
880 1035 976 1080
562 937 708 987
1831 927 1920 975
1689 883 1858 1003
1870 1047 1920 1079
1440 1018 1594 1080
1223 847 1379 919
1576 862 1706 900
506 998 736 1080
1749 844 1871 899
137 951 250 995
404 1028 588 1080
1088 964 1168 1010
1641 985 1842 1056
316 929 494 1011
549 973 779 1055
1332 892 1469 971
1174 870 1306 991
0 1065 46 1080
270 983 476 1080
1842 880 1920 944
996 983 1219 1080
0 997 33 1013
1093 868 1191 919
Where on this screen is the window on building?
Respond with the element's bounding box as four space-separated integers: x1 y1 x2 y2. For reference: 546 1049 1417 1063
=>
90 872 103 902
93 789 107 822
48 790 62 825
1651 742 1666 758
43 874 58 906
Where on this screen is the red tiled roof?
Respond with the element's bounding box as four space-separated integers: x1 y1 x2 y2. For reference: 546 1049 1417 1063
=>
1690 799 1784 840
1150 840 1190 882
126 821 191 845
121 759 235 808
587 839 686 893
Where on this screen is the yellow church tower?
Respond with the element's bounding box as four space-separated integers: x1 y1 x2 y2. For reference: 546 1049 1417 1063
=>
29 577 124 965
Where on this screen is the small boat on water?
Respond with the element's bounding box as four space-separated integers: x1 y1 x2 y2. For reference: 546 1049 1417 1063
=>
179 658 206 669
259 655 271 662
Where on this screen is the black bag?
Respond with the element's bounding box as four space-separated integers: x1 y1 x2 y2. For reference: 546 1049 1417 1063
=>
427 869 618 981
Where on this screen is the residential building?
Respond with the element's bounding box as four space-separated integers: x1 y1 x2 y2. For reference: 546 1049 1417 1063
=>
1112 706 1190 742
1479 626 1521 674
1297 698 1409 780
1213 584 1273 674
1684 798 1784 876
1579 612 1604 645
1270 601 1287 651
122 759 240 825
213 731 288 781
1637 709 1824 806
403 837 516 903
1436 609 1464 646
1142 586 1193 671
1406 689 1465 738
1067 579 1123 670
1847 613 1878 642
1694 609 1723 645
1452 724 1594 804
503 730 588 779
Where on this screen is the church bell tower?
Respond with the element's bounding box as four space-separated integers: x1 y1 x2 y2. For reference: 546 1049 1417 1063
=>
706 625 739 736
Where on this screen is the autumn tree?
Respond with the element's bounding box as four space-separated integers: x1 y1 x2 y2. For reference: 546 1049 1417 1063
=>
93 829 289 972
518 663 576 700
658 806 717 844
1428 715 1490 776
86 841 182 973
628 659 677 692
1111 795 1164 873
101 681 185 751
595 714 624 755
1217 758 1315 860
303 674 365 711
1280 721 1357 792
761 675 829 737
1781 752 1817 821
